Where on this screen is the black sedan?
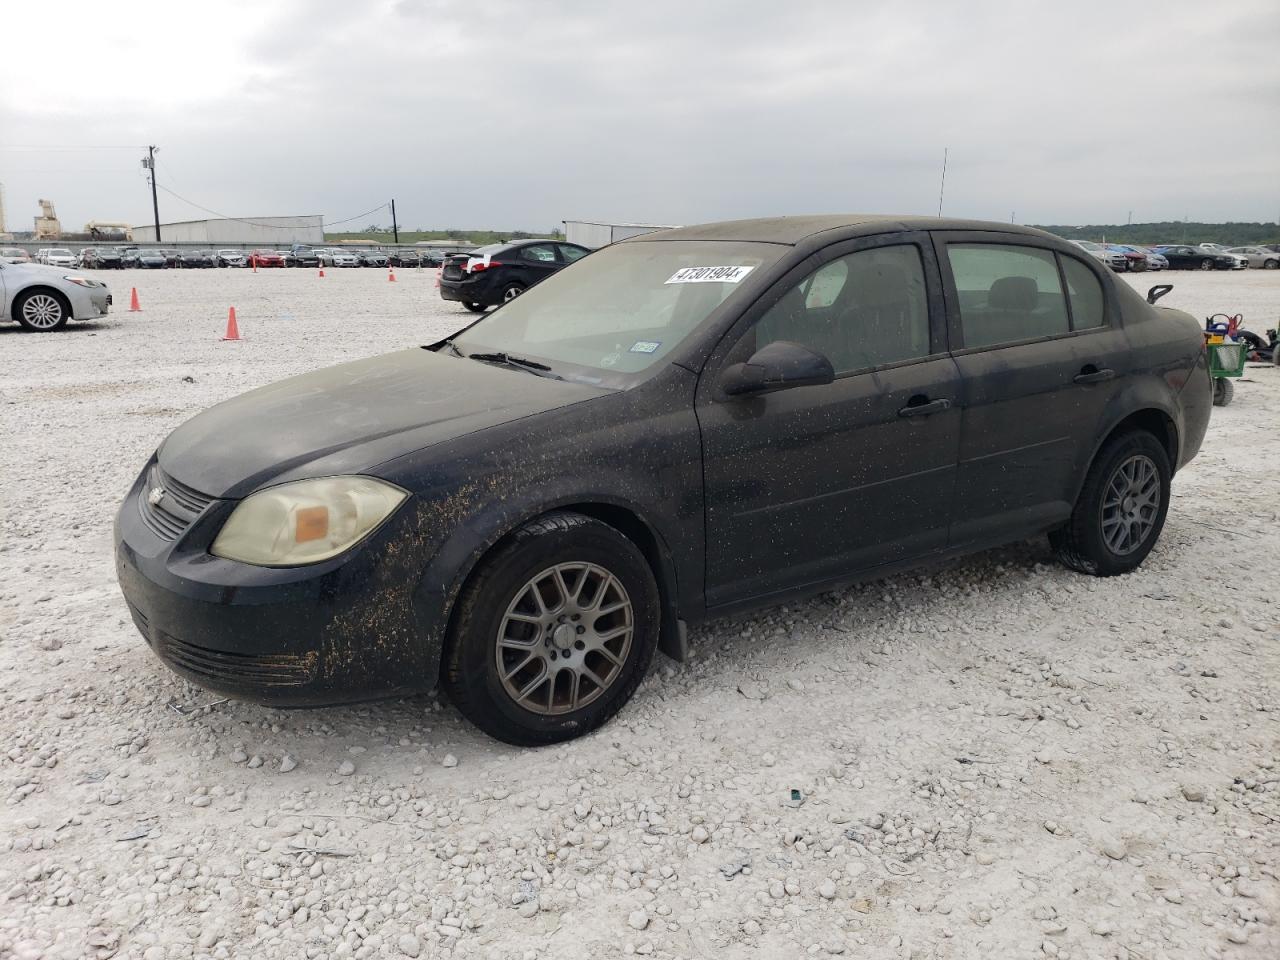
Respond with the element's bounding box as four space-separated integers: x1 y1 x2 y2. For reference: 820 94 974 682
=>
176 250 214 268
439 239 591 311
1151 245 1235 270
358 250 390 268
136 250 168 269
115 215 1210 745
389 250 421 268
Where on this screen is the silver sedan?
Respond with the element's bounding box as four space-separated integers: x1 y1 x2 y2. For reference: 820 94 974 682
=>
1226 246 1280 270
0 260 111 331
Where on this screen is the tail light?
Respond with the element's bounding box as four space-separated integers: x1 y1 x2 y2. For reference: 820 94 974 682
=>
468 261 503 273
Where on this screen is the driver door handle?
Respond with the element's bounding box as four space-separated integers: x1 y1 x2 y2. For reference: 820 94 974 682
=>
1073 367 1115 384
898 397 951 418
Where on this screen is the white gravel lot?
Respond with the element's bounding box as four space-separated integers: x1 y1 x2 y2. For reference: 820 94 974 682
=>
1 265 1277 960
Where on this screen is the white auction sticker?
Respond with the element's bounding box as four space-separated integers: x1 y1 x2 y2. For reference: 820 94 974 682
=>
665 265 755 284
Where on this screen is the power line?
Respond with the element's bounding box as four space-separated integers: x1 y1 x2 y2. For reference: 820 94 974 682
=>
155 182 390 229
0 145 147 152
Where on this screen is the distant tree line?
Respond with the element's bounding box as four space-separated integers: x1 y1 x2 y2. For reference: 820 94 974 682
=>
1033 221 1280 246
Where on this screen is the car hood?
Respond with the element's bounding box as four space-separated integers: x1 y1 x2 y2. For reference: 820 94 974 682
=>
7 262 75 280
157 347 608 500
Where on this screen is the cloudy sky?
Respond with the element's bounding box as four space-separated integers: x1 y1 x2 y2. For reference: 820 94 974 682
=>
2 0 1277 234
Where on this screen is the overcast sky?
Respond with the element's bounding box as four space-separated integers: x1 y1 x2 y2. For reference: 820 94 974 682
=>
2 0 1277 234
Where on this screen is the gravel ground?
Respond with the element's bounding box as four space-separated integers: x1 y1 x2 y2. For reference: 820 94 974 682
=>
1 266 1277 960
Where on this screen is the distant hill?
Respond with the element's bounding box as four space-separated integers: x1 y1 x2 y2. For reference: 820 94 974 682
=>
1032 222 1279 247
325 229 561 245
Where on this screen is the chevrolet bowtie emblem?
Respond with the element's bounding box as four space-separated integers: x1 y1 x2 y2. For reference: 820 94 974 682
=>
147 486 166 507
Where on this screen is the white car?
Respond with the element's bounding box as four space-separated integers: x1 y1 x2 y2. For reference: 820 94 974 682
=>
36 247 78 267
1 247 31 264
215 249 248 268
313 247 337 266
1198 243 1248 269
1070 240 1127 271
0 260 112 331
1225 246 1279 270
331 250 361 268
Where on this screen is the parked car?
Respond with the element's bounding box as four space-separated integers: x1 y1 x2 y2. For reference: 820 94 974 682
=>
1068 240 1126 272
177 250 214 268
1 258 112 331
249 250 286 268
418 250 446 267
37 248 78 268
1225 246 1279 269
95 247 125 269
1198 243 1248 269
137 250 168 269
1 247 32 264
114 215 1211 744
157 249 180 267
358 250 390 268
331 250 361 268
121 247 141 268
313 248 337 267
215 249 248 268
389 250 421 268
1103 244 1147 272
1117 245 1168 271
440 240 591 311
1151 245 1236 270
287 245 321 268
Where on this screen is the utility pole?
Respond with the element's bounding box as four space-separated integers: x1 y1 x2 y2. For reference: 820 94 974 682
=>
390 199 399 244
142 145 161 241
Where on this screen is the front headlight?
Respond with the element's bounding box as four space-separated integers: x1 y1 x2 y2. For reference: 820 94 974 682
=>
63 275 102 287
211 476 408 567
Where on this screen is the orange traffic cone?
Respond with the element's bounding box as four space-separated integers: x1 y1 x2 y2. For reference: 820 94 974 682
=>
388 265 397 282
318 266 325 278
128 287 141 312
221 306 241 341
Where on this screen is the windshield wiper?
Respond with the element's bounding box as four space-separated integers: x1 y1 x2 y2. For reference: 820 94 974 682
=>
467 352 563 379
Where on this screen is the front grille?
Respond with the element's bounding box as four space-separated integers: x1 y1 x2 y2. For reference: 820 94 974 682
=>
138 465 216 541
156 631 318 687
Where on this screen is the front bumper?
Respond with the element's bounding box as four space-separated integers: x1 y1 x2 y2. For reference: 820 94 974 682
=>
114 460 437 707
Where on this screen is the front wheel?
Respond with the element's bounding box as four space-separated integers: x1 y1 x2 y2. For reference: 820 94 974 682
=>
1264 259 1278 270
14 290 70 332
442 511 660 745
462 302 486 313
1199 258 1215 271
1212 378 1234 407
1050 431 1171 577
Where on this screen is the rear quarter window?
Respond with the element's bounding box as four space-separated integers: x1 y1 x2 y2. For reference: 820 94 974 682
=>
1060 256 1105 329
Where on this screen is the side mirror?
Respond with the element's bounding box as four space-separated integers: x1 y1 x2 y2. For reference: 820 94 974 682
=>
721 340 835 397
1147 284 1173 304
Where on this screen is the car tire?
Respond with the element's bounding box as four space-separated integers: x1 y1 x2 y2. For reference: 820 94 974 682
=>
14 289 70 332
442 511 660 746
1049 430 1171 577
462 302 486 313
1212 378 1234 407
1264 259 1278 270
1199 258 1215 271
500 283 525 304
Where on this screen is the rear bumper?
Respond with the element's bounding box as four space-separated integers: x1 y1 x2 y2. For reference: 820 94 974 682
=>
439 274 498 304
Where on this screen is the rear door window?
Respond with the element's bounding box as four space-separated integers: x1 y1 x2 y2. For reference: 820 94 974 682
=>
946 244 1069 349
520 244 557 263
557 244 589 263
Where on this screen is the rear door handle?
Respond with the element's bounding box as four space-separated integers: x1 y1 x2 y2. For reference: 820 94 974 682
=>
898 398 952 418
1074 367 1116 384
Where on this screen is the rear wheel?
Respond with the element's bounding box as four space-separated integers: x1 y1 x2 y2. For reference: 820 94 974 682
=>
1199 258 1215 271
1264 259 1278 270
462 302 486 313
1212 378 1234 407
442 511 659 745
501 283 525 304
14 290 69 332
1050 431 1171 577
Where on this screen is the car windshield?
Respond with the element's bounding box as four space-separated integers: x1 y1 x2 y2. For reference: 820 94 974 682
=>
451 239 786 387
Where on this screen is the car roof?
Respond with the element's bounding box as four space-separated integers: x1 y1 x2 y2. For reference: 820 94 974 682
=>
629 215 1061 246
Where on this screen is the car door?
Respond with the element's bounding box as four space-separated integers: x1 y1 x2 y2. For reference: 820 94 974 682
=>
934 233 1132 550
517 243 561 287
696 234 962 609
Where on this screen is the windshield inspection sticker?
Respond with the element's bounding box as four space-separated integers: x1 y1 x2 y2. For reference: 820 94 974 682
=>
629 340 662 354
665 265 755 284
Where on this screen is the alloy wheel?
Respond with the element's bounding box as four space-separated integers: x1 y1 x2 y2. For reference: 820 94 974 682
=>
21 294 65 330
1100 454 1160 556
495 561 633 715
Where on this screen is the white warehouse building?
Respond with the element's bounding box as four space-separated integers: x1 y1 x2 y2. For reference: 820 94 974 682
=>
131 215 324 245
562 219 676 249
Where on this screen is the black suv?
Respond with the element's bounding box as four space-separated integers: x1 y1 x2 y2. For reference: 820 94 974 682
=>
439 239 591 311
